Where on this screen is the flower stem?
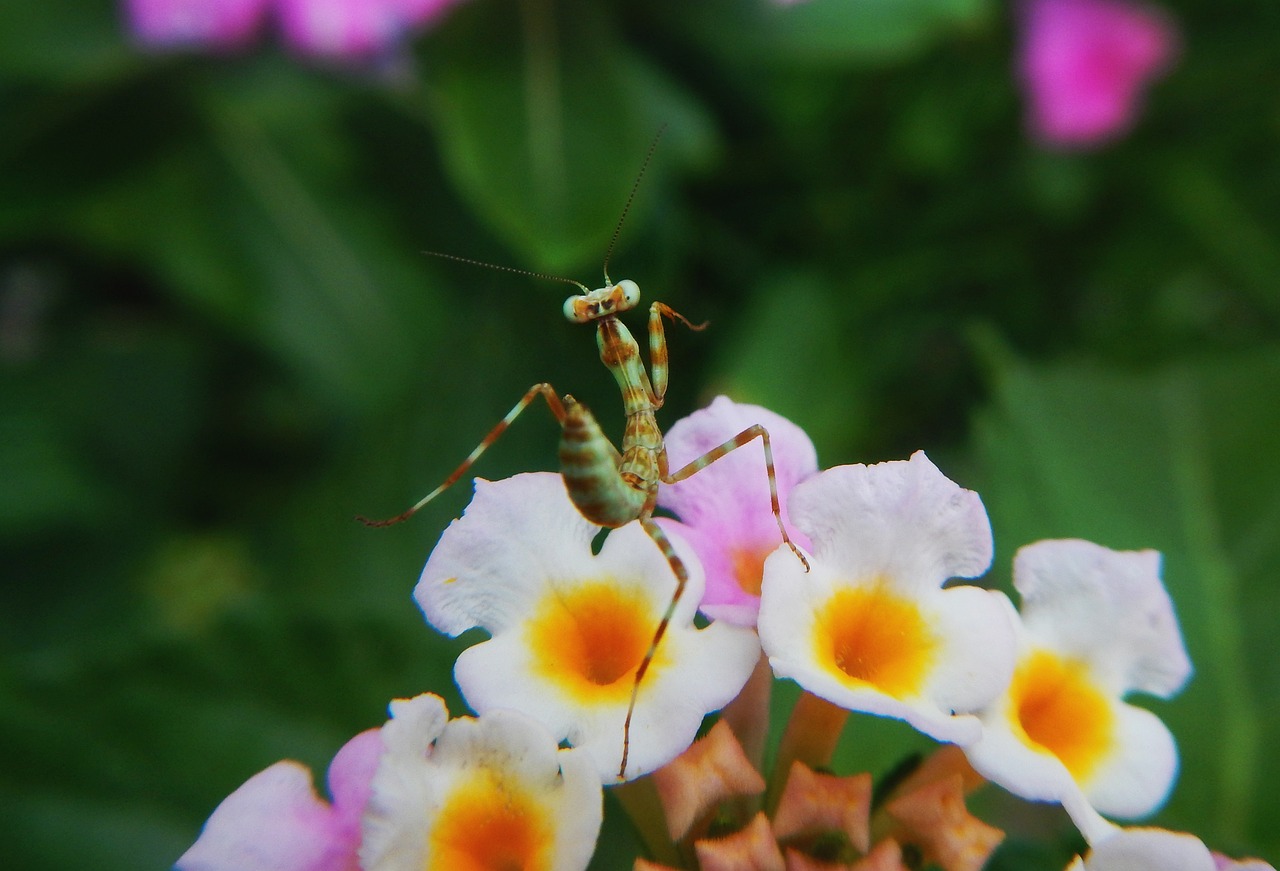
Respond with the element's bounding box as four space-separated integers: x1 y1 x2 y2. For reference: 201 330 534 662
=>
613 776 685 868
765 691 849 814
719 651 773 774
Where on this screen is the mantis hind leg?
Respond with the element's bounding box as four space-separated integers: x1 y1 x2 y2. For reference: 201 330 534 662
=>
619 516 691 781
357 383 567 527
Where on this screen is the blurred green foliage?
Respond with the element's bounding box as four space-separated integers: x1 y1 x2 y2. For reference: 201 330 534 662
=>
1 0 1277 868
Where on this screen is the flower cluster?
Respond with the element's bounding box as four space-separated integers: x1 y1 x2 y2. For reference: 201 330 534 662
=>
177 397 1272 871
122 0 464 62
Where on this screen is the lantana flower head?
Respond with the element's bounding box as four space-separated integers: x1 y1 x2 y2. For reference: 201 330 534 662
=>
964 539 1191 842
1017 0 1178 149
757 451 1018 745
360 693 601 871
415 472 761 781
176 726 383 871
657 396 818 626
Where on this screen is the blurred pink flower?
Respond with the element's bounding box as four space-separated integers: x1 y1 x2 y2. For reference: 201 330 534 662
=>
124 0 466 62
124 0 270 51
1017 0 1178 149
277 0 462 59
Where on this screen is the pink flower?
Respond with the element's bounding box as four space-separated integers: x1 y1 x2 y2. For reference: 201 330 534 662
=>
122 0 466 62
1017 0 1178 149
124 0 270 51
176 728 382 871
276 0 462 60
656 396 818 626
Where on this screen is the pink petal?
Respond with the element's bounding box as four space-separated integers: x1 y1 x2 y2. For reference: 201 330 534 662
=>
326 729 384 844
1017 0 1178 149
274 0 463 60
657 397 817 624
124 0 269 50
177 729 381 871
276 0 401 59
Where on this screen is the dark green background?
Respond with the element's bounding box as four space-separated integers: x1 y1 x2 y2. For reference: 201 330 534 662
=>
2 0 1277 867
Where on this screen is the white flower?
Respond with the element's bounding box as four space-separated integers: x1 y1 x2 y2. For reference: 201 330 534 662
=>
415 472 761 781
757 451 1017 745
360 694 601 871
965 539 1191 842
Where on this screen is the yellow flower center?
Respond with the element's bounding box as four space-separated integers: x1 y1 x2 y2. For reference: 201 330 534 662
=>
812 583 938 698
427 770 553 871
528 580 661 702
1007 649 1116 782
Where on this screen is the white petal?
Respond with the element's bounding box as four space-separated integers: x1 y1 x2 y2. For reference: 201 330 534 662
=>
361 696 449 870
455 606 760 781
787 452 992 595
433 713 601 871
918 586 1018 716
361 702 601 871
415 473 599 636
381 693 449 758
1084 703 1179 820
759 549 1012 745
966 700 1117 845
1014 539 1191 697
1084 827 1216 871
437 501 755 781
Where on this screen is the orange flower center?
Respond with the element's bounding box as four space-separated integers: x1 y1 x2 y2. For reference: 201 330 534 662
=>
1008 649 1115 782
528 580 661 702
731 544 774 597
812 583 937 698
427 770 553 871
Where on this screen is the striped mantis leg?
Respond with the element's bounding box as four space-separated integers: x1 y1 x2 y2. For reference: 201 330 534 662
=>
355 384 567 527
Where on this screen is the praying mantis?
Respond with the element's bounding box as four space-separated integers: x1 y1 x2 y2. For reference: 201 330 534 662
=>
359 140 809 779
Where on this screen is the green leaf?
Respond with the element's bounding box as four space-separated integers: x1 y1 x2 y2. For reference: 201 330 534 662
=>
672 0 992 68
0 0 135 83
972 345 1280 856
708 270 874 459
419 0 716 272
